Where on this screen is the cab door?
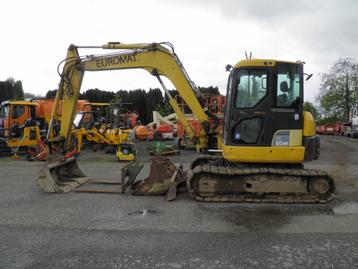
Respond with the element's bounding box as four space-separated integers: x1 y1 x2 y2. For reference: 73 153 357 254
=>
224 67 272 146
269 63 303 147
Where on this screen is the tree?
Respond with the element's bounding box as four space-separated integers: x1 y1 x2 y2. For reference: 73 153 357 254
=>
45 89 57 99
155 102 172 117
0 78 24 103
128 89 147 123
115 90 130 103
317 115 340 125
145 88 164 122
317 58 358 122
198 86 220 95
81 88 115 103
13 80 24 100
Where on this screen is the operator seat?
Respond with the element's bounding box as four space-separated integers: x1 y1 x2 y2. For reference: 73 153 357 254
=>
277 81 289 107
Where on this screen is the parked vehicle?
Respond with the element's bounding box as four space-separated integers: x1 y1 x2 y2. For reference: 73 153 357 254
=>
344 104 358 138
316 122 344 136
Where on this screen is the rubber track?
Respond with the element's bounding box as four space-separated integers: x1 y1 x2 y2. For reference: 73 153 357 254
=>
187 157 336 204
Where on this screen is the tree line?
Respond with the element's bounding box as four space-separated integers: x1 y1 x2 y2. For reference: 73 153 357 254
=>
46 86 220 124
0 78 219 124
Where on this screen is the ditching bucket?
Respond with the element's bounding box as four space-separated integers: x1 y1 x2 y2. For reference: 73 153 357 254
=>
131 155 185 197
37 157 90 193
120 161 144 193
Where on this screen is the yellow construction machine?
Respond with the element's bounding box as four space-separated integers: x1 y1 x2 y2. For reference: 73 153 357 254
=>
116 142 136 161
37 42 335 203
0 101 41 154
71 111 130 153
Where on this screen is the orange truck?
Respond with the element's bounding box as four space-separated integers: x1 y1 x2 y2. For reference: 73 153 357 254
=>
34 99 91 132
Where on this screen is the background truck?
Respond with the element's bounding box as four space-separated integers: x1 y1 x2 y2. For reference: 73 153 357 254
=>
344 104 358 137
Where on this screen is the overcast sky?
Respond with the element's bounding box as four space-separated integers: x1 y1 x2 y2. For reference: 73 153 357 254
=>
1 0 357 102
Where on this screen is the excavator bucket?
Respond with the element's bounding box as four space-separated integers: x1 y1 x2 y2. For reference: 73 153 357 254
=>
120 161 144 193
37 157 90 193
131 155 184 196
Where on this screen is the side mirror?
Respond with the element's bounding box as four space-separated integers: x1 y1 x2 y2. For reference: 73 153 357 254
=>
304 73 313 81
225 64 233 72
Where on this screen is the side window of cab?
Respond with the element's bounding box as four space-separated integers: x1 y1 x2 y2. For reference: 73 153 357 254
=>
276 71 301 108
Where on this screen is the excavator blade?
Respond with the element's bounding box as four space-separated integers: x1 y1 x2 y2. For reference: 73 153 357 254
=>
37 157 90 193
131 155 181 195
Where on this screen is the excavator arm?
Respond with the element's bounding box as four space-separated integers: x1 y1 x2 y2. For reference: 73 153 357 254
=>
49 42 213 152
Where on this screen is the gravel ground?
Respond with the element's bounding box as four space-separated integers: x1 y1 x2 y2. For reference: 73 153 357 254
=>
0 136 358 268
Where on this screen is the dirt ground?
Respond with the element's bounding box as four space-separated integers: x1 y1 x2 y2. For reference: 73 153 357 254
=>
0 136 357 268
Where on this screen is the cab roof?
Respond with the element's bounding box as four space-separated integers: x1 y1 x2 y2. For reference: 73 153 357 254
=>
90 102 109 106
1 100 37 106
234 59 303 68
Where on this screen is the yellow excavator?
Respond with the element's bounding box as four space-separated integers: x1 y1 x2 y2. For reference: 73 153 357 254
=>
37 42 335 203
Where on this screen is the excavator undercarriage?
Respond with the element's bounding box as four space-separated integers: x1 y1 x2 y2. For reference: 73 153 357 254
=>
187 155 336 203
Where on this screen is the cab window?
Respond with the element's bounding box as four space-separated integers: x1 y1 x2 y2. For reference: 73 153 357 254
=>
0 105 9 118
12 105 25 119
276 65 301 107
235 70 267 108
233 117 262 144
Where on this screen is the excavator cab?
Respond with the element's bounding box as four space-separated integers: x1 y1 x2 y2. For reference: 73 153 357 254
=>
188 60 334 203
221 60 319 163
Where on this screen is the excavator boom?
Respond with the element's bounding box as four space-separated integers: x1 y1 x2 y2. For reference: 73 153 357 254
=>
49 42 213 153
39 42 215 193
